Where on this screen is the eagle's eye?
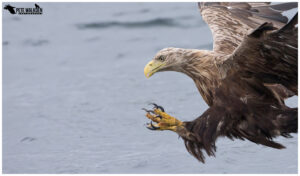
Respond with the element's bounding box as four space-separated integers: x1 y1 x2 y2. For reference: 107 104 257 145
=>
157 55 165 61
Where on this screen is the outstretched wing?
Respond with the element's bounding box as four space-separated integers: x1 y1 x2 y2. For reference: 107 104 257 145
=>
225 13 298 95
182 9 298 163
198 2 297 55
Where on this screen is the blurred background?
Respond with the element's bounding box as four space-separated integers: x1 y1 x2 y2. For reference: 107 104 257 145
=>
2 2 298 174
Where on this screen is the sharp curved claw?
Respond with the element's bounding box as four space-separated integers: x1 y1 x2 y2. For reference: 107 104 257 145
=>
149 103 157 106
157 115 162 119
151 121 159 130
149 103 165 112
158 106 165 112
142 108 155 114
147 121 159 130
142 108 149 112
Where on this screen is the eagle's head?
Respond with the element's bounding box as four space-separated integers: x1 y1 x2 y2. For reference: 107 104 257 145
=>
144 47 203 78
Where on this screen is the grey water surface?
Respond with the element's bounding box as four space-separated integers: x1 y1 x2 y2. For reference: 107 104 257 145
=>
3 2 298 174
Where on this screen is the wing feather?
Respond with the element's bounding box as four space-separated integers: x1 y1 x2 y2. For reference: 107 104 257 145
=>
198 2 298 55
228 13 298 94
181 3 298 163
183 96 297 162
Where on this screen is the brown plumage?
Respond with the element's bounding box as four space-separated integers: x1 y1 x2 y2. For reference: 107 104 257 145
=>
143 2 298 163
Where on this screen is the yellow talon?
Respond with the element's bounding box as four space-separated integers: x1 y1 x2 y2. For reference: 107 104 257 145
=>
143 104 183 132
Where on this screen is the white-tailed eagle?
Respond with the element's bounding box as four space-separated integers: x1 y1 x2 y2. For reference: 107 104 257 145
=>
143 2 298 163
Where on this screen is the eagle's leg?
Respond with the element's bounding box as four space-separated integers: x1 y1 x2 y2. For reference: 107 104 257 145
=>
143 104 183 131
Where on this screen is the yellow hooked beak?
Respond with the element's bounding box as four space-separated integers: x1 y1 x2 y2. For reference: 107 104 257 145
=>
144 60 165 78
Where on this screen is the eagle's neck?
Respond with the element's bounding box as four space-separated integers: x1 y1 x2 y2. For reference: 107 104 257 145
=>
179 50 222 106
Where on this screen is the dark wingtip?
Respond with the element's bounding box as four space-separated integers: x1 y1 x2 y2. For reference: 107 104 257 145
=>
279 12 298 32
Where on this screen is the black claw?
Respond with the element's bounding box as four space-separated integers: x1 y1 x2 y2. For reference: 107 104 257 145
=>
149 103 165 112
146 121 159 130
142 108 149 112
151 121 159 130
157 106 165 112
142 108 155 114
156 115 162 119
